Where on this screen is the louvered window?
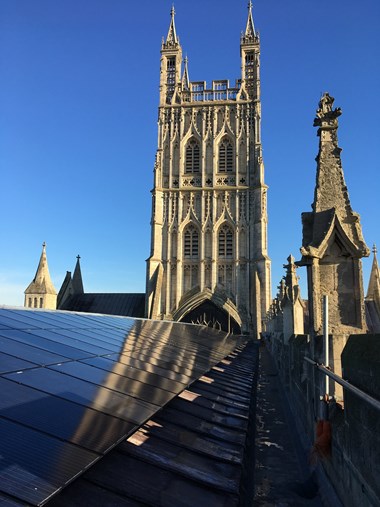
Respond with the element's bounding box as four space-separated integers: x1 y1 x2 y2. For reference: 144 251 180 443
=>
218 138 233 172
185 139 200 173
184 225 199 258
245 52 255 80
218 225 233 258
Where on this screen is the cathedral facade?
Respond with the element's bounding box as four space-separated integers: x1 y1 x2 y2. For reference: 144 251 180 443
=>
146 4 271 336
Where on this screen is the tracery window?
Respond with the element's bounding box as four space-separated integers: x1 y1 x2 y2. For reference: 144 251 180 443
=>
218 224 234 258
218 137 233 172
184 224 199 258
185 138 200 173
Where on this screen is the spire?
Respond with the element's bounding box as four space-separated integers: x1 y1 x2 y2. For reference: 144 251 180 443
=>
163 4 179 48
25 242 57 296
182 56 190 90
242 1 256 43
366 245 380 301
72 255 84 294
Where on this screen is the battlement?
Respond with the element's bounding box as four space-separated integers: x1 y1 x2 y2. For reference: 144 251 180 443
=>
184 79 242 102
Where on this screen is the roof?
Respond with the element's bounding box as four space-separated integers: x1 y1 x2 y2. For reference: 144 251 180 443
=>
0 307 251 506
59 293 146 318
48 342 257 507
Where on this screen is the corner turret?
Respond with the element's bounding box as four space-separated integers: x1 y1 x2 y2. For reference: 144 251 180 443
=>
160 5 183 105
240 1 260 99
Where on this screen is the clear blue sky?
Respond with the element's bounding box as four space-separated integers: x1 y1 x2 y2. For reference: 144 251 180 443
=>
1 0 379 306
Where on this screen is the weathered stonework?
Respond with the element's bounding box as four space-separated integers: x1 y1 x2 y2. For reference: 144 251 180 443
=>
297 93 370 337
146 4 271 336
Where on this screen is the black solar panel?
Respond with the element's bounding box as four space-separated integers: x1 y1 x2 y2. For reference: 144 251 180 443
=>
0 307 247 506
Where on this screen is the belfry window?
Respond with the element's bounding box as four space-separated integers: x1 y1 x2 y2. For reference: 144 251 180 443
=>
218 224 233 258
245 52 255 80
218 138 233 172
184 224 199 258
166 57 176 101
185 139 200 173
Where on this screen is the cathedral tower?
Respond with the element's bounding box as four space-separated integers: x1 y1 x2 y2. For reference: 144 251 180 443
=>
146 3 271 336
24 242 57 309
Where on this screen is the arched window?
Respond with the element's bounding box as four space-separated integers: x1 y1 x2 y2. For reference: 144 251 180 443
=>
218 137 233 172
39 298 43 308
218 224 233 258
185 138 200 173
184 224 199 258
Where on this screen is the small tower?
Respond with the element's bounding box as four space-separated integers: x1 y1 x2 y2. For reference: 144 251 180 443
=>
159 5 183 106
298 93 369 336
24 243 57 309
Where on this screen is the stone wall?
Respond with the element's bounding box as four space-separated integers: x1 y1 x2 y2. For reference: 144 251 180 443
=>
264 331 380 507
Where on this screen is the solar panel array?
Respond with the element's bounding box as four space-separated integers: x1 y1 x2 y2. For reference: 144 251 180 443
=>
0 307 247 506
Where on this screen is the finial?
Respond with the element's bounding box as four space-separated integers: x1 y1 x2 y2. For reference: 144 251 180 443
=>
42 241 46 250
248 0 253 10
77 254 81 260
171 4 175 17
373 244 378 256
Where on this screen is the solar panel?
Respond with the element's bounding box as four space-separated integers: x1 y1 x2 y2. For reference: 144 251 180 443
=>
0 307 247 506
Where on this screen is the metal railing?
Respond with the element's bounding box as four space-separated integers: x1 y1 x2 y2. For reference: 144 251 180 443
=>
304 356 380 412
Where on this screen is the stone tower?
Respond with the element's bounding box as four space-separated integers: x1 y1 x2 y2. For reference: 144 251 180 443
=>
24 242 57 309
298 93 369 336
146 3 271 336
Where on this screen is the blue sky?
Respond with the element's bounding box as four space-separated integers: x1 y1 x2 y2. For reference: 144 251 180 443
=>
1 0 379 306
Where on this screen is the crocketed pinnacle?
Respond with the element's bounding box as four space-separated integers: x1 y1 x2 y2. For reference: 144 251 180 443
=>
182 56 190 90
244 1 256 40
165 5 179 46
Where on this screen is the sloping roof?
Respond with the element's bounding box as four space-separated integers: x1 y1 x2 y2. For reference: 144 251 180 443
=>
47 344 258 506
60 293 145 318
0 307 250 506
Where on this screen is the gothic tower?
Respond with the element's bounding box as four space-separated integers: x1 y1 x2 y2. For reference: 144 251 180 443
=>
24 242 57 309
146 3 271 336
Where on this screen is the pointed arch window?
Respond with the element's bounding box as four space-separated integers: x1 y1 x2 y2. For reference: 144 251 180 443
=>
184 224 199 259
245 52 255 80
218 137 234 172
185 138 200 173
218 224 234 258
166 56 176 102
